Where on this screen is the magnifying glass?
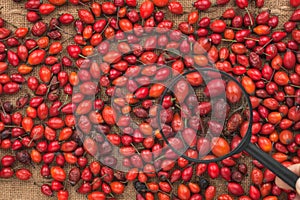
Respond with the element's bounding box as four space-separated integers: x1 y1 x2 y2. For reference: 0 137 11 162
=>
157 67 299 189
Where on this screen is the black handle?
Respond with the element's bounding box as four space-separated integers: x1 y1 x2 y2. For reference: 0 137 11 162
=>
245 142 299 189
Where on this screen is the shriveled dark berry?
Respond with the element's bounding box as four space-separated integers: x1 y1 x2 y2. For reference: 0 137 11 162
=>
47 31 62 40
231 171 244 183
238 163 248 174
1 129 11 140
49 18 60 31
3 101 13 113
68 167 81 186
199 178 209 189
134 181 148 192
16 150 31 164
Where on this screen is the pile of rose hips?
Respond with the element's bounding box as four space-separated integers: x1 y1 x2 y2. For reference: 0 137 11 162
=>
0 0 300 199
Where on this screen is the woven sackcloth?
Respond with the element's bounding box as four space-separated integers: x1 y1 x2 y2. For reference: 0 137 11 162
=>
0 0 295 199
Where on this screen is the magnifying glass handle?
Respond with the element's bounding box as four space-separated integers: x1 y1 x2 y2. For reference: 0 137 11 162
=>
245 142 299 190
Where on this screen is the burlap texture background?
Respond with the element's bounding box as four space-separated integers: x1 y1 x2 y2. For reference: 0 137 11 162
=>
0 0 295 199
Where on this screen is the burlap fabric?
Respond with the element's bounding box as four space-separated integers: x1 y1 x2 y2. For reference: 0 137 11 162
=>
0 0 295 199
